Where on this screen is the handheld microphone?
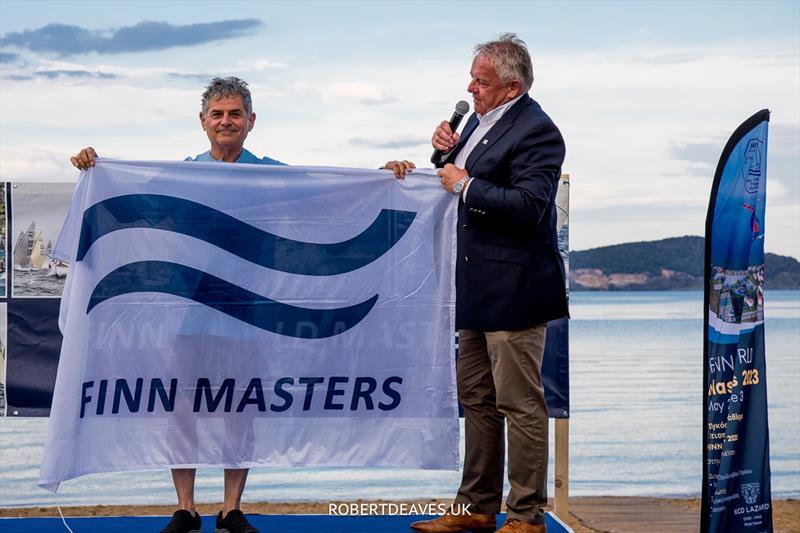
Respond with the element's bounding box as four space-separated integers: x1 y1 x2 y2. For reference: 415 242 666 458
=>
431 100 470 165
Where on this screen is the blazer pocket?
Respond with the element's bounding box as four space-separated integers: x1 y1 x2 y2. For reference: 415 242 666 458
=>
480 242 534 265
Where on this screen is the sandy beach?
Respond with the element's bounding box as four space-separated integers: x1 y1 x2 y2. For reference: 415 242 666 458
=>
1 498 798 533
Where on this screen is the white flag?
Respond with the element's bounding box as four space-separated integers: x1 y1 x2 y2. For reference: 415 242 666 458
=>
40 160 459 491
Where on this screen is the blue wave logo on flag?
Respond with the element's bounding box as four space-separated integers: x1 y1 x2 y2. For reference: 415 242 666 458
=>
77 194 416 338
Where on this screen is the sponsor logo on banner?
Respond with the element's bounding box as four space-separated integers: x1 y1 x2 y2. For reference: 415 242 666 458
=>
741 483 760 505
741 138 763 194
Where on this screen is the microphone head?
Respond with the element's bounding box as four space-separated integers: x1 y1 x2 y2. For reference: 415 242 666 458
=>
454 100 470 116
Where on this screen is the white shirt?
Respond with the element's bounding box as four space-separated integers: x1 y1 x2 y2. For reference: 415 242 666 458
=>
454 94 524 198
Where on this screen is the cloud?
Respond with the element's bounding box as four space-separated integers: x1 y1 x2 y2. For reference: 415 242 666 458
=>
291 81 397 105
349 137 428 149
0 51 19 63
631 51 704 65
34 69 117 80
167 72 214 82
0 19 262 56
669 141 720 168
2 62 118 81
322 82 396 105
248 58 288 71
2 57 234 85
0 145 76 182
669 124 799 198
771 123 800 150
290 82 315 95
766 123 800 198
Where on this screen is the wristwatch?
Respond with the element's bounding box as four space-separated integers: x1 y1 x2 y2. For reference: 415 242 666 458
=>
452 176 469 196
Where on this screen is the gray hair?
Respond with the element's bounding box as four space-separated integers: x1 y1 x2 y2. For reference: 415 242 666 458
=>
201 76 253 116
474 33 533 92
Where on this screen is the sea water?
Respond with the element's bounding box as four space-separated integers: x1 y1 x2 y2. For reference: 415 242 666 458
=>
10 269 67 297
1 291 797 507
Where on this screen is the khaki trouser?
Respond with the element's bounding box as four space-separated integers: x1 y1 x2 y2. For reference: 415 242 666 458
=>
454 325 548 525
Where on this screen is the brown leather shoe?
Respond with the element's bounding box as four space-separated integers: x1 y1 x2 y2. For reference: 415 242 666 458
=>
495 518 546 533
409 510 496 533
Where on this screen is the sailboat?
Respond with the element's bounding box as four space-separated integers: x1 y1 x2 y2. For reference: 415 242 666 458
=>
30 232 46 270
47 259 69 278
12 222 69 277
12 221 37 271
42 239 68 278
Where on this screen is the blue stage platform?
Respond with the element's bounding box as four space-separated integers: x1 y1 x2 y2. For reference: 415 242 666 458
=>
0 511 573 532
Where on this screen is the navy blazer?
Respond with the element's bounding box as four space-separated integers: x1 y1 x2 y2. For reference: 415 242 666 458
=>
439 94 568 331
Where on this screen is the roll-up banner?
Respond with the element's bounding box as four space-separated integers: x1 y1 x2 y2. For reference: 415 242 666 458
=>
703 109 773 533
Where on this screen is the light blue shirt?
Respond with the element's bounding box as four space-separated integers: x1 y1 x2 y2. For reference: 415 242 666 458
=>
185 147 285 165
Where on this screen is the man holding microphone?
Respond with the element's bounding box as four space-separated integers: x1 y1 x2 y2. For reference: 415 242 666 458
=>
388 32 567 533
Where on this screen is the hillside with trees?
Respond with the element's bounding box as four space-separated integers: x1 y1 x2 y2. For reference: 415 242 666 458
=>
570 236 800 290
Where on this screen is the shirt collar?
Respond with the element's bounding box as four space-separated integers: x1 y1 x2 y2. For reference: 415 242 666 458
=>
477 94 524 126
198 147 254 162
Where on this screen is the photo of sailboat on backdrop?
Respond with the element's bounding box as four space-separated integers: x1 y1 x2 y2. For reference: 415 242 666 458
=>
10 183 76 298
12 221 68 278
12 221 69 296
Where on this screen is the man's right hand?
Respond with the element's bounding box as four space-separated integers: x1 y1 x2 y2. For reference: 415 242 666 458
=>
70 147 98 170
432 121 460 153
383 160 416 179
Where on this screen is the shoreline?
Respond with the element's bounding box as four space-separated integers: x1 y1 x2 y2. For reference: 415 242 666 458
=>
1 497 798 533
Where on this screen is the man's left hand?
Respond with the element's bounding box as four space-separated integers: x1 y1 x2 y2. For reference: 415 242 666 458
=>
437 163 468 193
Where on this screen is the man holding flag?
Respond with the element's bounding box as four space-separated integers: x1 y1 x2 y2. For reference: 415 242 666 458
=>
72 75 275 533
71 76 410 533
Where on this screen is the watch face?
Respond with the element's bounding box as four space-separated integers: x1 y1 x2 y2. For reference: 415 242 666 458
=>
453 178 465 194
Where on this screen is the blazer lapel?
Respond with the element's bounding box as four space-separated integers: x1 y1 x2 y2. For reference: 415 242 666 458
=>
465 95 532 172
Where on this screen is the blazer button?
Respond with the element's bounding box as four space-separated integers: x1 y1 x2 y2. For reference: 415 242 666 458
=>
464 256 470 263
462 224 469 230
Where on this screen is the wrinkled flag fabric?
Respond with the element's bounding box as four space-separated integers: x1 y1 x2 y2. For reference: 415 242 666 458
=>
40 160 458 491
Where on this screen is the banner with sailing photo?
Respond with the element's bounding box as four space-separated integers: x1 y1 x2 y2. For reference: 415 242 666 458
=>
39 160 459 490
11 183 74 297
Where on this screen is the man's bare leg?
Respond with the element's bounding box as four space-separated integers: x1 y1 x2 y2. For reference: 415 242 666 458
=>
172 468 197 512
222 468 249 516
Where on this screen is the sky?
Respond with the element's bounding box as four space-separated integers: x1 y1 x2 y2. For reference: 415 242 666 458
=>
1 0 798 258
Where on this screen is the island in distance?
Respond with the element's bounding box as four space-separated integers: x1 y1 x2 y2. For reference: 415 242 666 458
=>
570 235 800 291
